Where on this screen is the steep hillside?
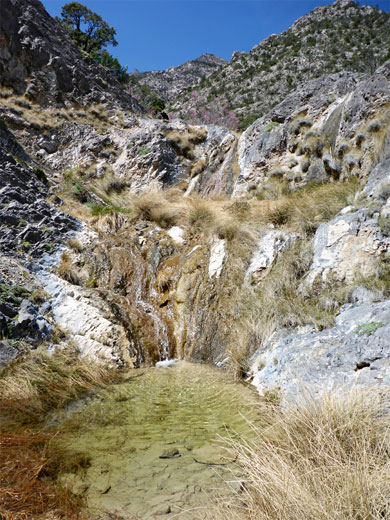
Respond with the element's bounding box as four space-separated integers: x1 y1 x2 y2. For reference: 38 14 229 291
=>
129 53 227 104
0 0 140 110
172 0 390 128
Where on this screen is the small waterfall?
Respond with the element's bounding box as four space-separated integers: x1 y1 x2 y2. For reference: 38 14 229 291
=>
98 240 174 365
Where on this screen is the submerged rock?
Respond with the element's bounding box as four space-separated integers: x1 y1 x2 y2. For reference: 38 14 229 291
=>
159 448 181 459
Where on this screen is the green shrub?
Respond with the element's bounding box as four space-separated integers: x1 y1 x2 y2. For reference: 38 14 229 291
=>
0 117 8 132
264 121 280 132
138 146 151 157
355 322 383 335
86 202 111 216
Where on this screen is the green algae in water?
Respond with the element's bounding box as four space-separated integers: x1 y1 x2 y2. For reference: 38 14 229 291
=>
53 362 262 519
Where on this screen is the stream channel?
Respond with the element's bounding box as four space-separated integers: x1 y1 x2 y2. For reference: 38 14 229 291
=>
49 361 262 519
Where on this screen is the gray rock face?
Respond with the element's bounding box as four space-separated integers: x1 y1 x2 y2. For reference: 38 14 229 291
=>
307 209 389 284
13 298 50 343
245 230 299 283
111 119 238 196
0 0 140 109
0 139 79 258
363 151 390 201
0 341 19 367
250 300 390 403
233 66 390 196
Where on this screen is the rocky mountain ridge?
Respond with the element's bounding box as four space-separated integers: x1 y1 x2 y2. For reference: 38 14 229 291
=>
130 53 227 103
0 0 141 110
172 0 390 127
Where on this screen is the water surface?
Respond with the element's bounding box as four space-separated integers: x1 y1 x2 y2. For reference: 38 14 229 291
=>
54 361 261 519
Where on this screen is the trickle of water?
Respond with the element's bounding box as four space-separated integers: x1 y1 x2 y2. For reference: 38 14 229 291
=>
53 361 262 519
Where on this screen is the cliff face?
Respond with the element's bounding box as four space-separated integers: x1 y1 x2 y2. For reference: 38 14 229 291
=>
0 0 390 402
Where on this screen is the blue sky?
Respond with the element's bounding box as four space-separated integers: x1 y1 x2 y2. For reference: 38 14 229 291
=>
42 0 390 72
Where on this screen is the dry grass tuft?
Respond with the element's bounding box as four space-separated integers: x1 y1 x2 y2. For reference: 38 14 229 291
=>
254 241 336 337
57 252 81 285
256 179 359 236
0 349 119 428
67 238 83 253
209 391 390 520
165 126 207 159
0 432 84 520
133 190 187 228
186 198 215 232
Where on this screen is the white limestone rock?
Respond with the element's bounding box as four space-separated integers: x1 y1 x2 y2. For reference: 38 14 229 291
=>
245 230 299 283
167 226 185 245
208 239 227 279
307 209 389 284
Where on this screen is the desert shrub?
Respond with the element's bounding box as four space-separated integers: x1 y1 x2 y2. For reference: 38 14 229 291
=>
0 283 30 304
87 201 111 216
264 121 280 132
138 146 151 156
67 238 83 252
355 321 383 335
187 200 214 231
30 288 49 305
290 119 312 136
33 166 48 184
0 117 8 131
71 181 89 203
336 141 350 157
133 191 181 228
355 132 366 147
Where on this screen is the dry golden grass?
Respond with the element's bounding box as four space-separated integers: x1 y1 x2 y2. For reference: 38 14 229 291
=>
67 238 83 253
0 349 120 428
133 190 185 228
165 126 207 159
208 391 390 520
255 179 359 236
0 90 120 134
57 252 81 285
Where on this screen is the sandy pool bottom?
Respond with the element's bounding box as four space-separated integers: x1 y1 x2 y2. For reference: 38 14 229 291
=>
51 361 262 519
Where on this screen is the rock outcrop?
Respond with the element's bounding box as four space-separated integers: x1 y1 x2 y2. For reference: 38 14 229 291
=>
0 0 389 408
251 300 390 402
232 64 390 197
